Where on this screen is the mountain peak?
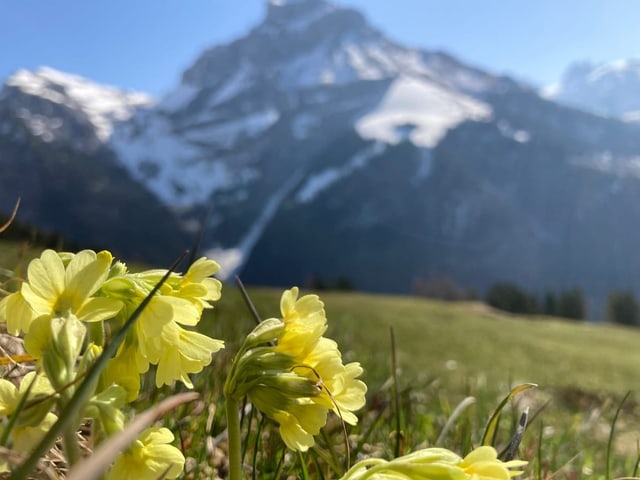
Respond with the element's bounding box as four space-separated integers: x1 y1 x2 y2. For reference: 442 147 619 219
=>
3 67 153 141
546 58 640 120
261 0 359 36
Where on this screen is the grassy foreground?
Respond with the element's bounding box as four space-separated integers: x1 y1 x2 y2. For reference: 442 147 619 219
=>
2 240 640 478
201 286 640 478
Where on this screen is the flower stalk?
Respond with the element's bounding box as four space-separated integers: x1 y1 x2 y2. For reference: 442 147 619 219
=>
225 394 244 480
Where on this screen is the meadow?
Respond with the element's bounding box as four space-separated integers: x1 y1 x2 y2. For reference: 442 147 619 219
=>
200 286 640 479
1 239 640 479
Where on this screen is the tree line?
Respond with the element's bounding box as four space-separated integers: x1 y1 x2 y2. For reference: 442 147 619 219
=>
487 282 640 326
486 283 586 319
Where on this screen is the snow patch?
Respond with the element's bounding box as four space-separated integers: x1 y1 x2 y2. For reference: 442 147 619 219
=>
622 110 640 122
207 63 252 107
207 170 304 280
16 109 62 143
110 114 236 207
183 108 279 147
6 67 153 141
414 149 432 181
356 75 492 148
296 142 386 203
570 151 640 178
276 39 432 89
497 120 531 143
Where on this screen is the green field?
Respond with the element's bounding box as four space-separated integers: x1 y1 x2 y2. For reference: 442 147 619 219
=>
204 285 640 477
210 286 640 393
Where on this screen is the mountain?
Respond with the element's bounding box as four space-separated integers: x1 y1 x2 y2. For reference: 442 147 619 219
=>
108 0 515 274
0 68 191 263
4 0 640 317
545 59 640 121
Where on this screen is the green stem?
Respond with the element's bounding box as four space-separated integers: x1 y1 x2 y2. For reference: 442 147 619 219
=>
62 425 81 466
226 395 243 480
58 386 81 467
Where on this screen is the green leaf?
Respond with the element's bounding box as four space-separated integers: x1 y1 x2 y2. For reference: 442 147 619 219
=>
481 383 537 447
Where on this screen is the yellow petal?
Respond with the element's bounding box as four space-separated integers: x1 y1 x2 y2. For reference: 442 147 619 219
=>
26 250 65 302
76 297 123 323
65 250 113 305
273 410 316 452
2 292 36 335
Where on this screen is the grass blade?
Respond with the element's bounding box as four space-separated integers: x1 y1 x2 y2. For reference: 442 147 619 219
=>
0 198 20 233
66 392 198 480
606 390 631 480
436 396 476 446
481 383 537 447
389 326 403 458
235 276 262 325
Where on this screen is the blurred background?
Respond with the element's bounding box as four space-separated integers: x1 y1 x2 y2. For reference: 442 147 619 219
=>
3 0 640 321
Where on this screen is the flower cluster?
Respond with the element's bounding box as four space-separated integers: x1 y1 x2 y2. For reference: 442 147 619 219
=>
106 427 185 480
100 256 224 397
0 249 224 477
0 373 57 472
225 287 367 451
339 445 527 480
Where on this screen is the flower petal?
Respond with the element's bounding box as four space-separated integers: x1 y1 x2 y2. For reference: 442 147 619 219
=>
26 250 65 302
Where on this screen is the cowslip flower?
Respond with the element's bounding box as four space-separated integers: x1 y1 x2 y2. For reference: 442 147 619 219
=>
274 288 366 440
339 445 527 480
100 257 224 391
106 427 185 480
18 250 122 331
226 287 366 451
0 372 57 455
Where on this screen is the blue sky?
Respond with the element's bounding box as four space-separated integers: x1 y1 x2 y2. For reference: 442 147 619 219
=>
2 0 640 97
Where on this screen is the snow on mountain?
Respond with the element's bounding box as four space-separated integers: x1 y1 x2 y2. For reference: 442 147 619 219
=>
206 169 304 280
569 150 640 178
356 75 492 147
4 67 153 141
545 59 640 120
110 112 261 207
296 141 385 203
496 119 531 143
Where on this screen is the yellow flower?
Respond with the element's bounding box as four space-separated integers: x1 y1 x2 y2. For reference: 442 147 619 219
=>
246 377 327 451
272 403 328 451
277 287 326 359
152 320 224 388
132 257 222 317
276 288 367 426
230 287 366 451
107 427 185 480
0 373 58 454
460 446 527 480
101 257 224 390
0 291 36 336
307 340 366 425
339 446 527 480
102 343 148 402
17 249 122 329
